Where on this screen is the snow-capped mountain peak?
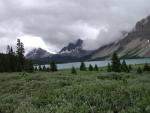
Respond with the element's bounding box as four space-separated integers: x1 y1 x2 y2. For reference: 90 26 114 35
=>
59 39 83 53
59 39 91 57
26 39 92 61
26 48 53 60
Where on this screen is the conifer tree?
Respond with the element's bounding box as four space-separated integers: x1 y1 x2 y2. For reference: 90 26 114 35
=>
46 67 50 72
0 41 33 73
39 65 42 71
43 65 46 71
80 61 86 71
0 47 18 73
24 60 34 73
34 67 38 71
94 64 98 71
128 64 132 71
5 45 11 72
143 63 149 72
16 39 25 71
28 60 34 73
7 46 16 72
50 61 58 72
4 45 14 72
88 64 93 71
137 67 142 74
107 63 111 72
7 45 14 55
121 59 129 72
111 52 121 72
0 54 5 72
71 66 77 74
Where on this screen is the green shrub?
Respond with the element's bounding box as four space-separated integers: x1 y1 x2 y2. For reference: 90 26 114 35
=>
71 66 77 74
97 72 123 80
137 67 142 74
0 69 150 113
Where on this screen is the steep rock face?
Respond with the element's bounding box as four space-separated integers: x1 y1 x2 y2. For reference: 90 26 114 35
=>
59 39 91 58
135 15 150 33
90 15 150 59
59 39 83 53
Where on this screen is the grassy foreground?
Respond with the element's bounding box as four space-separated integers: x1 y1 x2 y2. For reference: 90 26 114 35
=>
0 68 150 113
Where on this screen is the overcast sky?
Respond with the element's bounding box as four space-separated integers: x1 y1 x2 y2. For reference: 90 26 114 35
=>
0 0 150 53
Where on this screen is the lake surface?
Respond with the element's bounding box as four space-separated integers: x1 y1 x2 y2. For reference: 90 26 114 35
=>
42 58 150 69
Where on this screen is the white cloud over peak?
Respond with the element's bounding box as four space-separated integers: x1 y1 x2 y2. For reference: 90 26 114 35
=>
0 0 150 53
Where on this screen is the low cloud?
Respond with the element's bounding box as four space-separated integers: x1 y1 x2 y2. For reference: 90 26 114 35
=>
0 0 150 53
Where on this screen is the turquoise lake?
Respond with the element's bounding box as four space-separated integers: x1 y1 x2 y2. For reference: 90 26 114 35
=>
53 58 150 69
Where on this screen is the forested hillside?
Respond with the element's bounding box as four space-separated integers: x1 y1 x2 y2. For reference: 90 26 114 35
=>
0 39 33 73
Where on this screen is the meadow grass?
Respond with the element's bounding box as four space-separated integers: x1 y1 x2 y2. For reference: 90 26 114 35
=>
0 66 150 113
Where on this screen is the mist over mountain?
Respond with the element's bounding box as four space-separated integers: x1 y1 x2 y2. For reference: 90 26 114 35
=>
90 15 150 59
26 14 150 62
0 0 150 53
59 39 91 57
26 39 92 62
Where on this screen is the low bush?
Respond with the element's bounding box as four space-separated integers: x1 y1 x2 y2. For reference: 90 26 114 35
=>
97 72 123 80
0 70 150 113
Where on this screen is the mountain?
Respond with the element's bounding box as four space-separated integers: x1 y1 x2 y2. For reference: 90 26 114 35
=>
49 39 92 62
58 39 91 58
26 39 91 63
26 15 150 62
26 48 53 60
90 15 150 60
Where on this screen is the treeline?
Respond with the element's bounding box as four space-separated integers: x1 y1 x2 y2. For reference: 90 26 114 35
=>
137 63 150 74
35 61 99 74
107 53 131 73
79 62 99 71
0 39 34 73
71 62 99 74
72 62 98 74
107 52 150 73
34 62 58 72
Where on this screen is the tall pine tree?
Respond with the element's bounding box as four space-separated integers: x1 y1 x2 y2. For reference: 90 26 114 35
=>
128 64 132 71
94 64 98 71
39 65 42 71
111 52 121 72
137 67 142 74
7 46 16 72
107 63 111 72
88 64 93 71
71 66 77 74
43 65 46 71
0 41 33 73
24 60 34 73
50 61 58 72
121 59 129 72
143 63 149 72
16 39 25 72
80 61 86 71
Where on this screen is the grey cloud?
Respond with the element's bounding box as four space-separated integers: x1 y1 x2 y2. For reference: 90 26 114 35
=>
0 0 150 52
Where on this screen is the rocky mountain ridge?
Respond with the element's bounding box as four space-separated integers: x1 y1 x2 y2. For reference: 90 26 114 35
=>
26 39 92 62
26 48 53 60
90 15 150 59
26 15 150 62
